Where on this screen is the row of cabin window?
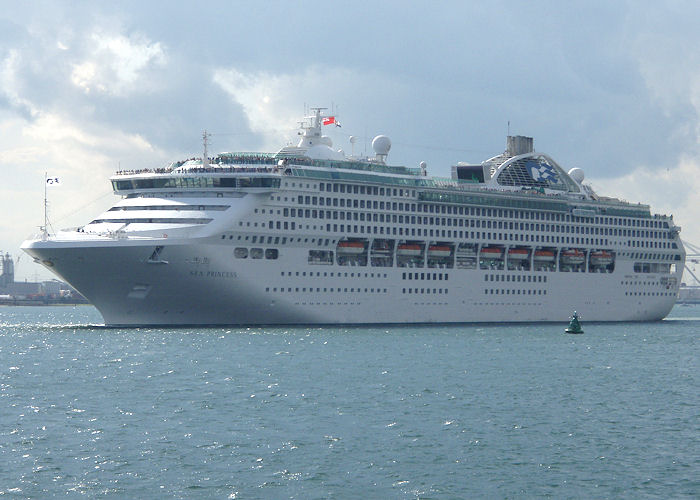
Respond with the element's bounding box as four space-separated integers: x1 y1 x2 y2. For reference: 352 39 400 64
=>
621 280 674 286
303 188 671 229
281 271 388 278
273 220 616 246
402 272 448 281
628 252 680 261
319 182 409 198
284 207 672 239
227 230 335 247
485 289 547 295
266 287 388 293
485 274 547 282
233 248 278 259
265 217 673 251
629 240 680 250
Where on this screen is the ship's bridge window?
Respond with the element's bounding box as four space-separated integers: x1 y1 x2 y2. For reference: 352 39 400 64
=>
90 217 212 225
112 176 279 191
238 177 272 188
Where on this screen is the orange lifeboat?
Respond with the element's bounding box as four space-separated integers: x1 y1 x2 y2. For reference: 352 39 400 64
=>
480 247 503 259
507 248 529 260
397 244 422 256
534 249 555 262
427 245 451 258
337 241 366 254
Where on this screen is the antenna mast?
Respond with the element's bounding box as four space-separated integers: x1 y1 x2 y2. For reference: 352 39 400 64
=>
43 172 48 241
202 130 211 168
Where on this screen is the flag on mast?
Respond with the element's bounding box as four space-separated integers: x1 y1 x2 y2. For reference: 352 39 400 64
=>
46 176 61 187
322 116 336 126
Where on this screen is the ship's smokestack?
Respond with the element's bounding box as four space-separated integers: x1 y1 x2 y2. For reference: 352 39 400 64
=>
506 135 534 156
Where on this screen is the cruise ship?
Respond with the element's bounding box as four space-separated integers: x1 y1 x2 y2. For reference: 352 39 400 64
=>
22 108 685 326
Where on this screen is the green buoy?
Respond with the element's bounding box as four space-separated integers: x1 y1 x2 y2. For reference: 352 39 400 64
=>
565 311 584 334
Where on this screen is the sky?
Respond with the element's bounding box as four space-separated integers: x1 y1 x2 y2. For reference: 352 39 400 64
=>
1 0 700 281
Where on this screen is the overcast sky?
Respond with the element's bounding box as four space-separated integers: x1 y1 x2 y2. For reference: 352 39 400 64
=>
2 1 700 281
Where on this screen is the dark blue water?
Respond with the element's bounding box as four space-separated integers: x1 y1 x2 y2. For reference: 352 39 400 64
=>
1 305 697 498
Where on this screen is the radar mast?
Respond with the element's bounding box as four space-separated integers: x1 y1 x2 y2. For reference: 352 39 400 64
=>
202 130 211 168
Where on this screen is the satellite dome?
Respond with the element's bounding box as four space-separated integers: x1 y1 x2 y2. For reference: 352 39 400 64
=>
349 135 358 144
568 167 585 183
372 135 391 155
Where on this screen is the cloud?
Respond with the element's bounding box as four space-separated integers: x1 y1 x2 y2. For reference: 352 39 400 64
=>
212 67 306 148
590 156 700 246
70 31 166 96
212 65 419 156
23 112 153 153
0 111 159 182
0 49 39 117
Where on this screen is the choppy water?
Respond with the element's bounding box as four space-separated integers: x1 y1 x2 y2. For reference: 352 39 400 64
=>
0 305 698 498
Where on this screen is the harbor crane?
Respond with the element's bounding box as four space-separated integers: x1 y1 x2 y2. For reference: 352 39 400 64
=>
682 240 700 286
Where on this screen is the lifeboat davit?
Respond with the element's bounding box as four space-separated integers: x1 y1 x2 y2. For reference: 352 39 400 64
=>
456 244 477 255
371 240 392 253
561 249 585 265
590 251 613 266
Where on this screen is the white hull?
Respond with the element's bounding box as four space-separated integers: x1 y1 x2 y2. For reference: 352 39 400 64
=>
23 236 678 326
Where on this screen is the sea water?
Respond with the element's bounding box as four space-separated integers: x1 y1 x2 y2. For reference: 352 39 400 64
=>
0 305 697 498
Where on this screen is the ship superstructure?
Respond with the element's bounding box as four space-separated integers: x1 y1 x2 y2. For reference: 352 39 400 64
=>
22 108 684 325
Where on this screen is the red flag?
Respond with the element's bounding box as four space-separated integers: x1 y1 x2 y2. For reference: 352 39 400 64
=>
322 116 336 126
